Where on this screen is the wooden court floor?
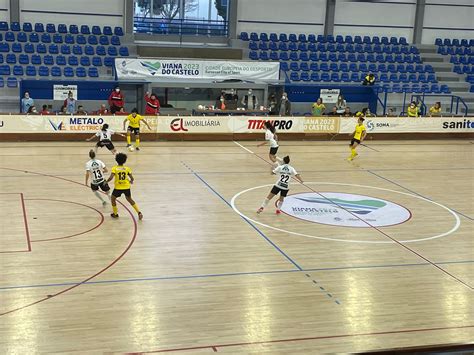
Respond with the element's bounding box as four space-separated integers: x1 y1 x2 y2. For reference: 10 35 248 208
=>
0 139 473 354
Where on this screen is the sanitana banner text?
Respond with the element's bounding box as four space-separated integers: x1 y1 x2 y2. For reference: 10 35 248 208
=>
115 58 280 81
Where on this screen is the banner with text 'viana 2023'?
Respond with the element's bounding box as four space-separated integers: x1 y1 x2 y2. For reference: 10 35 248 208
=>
115 58 280 81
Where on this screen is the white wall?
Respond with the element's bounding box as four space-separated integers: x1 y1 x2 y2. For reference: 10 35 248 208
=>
236 0 326 36
334 0 416 40
19 0 124 27
422 0 474 44
0 0 9 22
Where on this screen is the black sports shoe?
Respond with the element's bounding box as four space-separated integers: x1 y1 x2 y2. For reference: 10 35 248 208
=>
110 213 119 218
135 147 140 151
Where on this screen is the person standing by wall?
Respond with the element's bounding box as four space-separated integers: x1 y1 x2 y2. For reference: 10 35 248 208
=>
144 92 160 115
311 98 326 116
21 91 34 113
63 91 77 114
241 89 258 110
108 86 125 114
279 92 291 116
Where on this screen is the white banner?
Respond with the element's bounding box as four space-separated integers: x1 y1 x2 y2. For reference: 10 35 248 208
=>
320 89 340 104
158 116 233 133
115 58 280 81
53 85 78 100
361 117 474 133
232 117 304 133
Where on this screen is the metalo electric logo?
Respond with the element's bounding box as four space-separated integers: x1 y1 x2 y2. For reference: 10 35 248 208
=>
48 119 64 131
281 192 411 227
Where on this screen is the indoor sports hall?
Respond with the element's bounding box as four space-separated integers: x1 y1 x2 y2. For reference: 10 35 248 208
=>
0 0 473 354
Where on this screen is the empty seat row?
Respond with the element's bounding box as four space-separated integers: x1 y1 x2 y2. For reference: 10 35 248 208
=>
435 38 474 47
0 22 123 36
450 56 474 65
0 55 114 67
0 76 18 87
0 43 129 56
288 71 436 84
453 65 474 74
279 61 434 74
0 64 99 77
250 50 422 64
0 32 121 45
438 46 472 56
241 32 408 45
250 41 419 54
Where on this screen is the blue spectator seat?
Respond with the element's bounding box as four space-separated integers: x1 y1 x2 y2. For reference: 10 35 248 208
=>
317 35 325 43
389 36 398 45
270 51 278 61
53 34 63 44
378 63 387 72
280 62 289 71
380 73 389 82
363 36 371 44
317 43 326 51
19 54 28 64
250 32 258 41
288 42 297 51
23 22 32 32
350 72 360 82
430 84 441 93
359 63 368 72
381 36 389 45
104 57 114 67
298 42 307 51
0 21 8 31
76 35 86 45
364 44 373 53
65 34 74 44
290 72 300 81
309 62 318 72
340 63 349 72
392 46 400 54
12 42 22 52
259 51 269 60
298 34 307 42
319 52 328 62
461 39 468 46
299 52 309 61
354 36 362 44
249 51 258 60
35 23 44 33
69 25 79 34
88 35 98 45
17 32 27 42
269 41 278 51
279 52 289 61
386 54 395 63
336 43 344 52
258 41 268 50
259 33 268 41
111 35 121 46
56 55 66 65
375 54 384 63
88 67 99 77
408 73 417 82
76 67 86 77
5 32 15 42
310 72 319 81
68 56 78 66
335 35 343 43
279 33 288 42
331 73 340 82
435 38 442 46
6 54 16 64
114 26 123 35
97 45 107 56
31 54 41 65
372 36 380 44
13 65 23 75
452 38 460 46
320 62 329 72
91 56 102 66
345 44 354 53
289 52 298 61
309 52 318 61
41 33 51 43
92 25 101 35
341 72 350 82
278 42 288 51
10 22 20 31
328 52 337 61
64 67 74 77
367 54 376 62
300 62 309 71
327 43 336 52
103 26 113 36
349 63 357 72
51 66 61 76
308 34 316 43
29 33 39 43
0 64 10 75
249 41 257 50
269 33 278 42
300 72 310 82
290 62 299 71
326 35 335 43
345 35 353 44
348 53 357 62
26 65 36 76
418 73 427 83
321 72 330 82
85 45 94 55
38 66 49 76
427 73 436 83
356 53 366 62
395 64 405 73
308 42 317 52
0 53 6 63
399 37 408 45
81 25 91 35
48 44 58 54
47 23 56 33
389 73 399 83
44 55 54 65
80 56 91 66
7 77 17 87
330 62 338 71
288 33 297 42
99 35 109 45
399 74 408 83
73 45 83 55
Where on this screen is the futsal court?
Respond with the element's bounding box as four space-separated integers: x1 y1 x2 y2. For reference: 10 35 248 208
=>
0 139 473 353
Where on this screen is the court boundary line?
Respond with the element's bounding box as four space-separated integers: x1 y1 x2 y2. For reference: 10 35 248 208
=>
367 171 474 221
0 192 31 253
128 324 474 353
1 260 472 292
180 160 303 271
232 141 474 291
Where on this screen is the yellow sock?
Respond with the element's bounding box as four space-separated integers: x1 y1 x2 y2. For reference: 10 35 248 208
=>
135 138 140 148
351 148 356 157
132 203 140 213
126 135 131 145
112 205 118 215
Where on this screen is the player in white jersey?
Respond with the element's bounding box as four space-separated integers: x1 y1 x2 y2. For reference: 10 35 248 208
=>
257 121 283 173
257 155 303 214
85 150 111 206
86 123 125 155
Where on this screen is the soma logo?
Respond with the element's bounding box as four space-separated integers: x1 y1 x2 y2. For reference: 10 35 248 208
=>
281 192 411 227
366 120 390 131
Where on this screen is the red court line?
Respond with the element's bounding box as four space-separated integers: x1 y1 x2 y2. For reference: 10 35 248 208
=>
130 324 474 353
0 192 31 253
26 198 105 243
0 167 138 316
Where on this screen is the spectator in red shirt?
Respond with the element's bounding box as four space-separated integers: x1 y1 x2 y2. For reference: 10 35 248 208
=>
144 92 160 115
97 104 109 115
108 86 125 114
40 104 50 115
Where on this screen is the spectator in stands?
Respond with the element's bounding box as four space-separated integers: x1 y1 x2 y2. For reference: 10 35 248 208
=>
108 86 125 114
429 102 442 116
225 89 239 110
116 107 128 115
278 92 291 116
327 106 339 116
215 91 226 110
97 104 109 115
241 89 258 110
407 101 420 117
311 98 326 116
362 73 376 86
268 94 278 116
59 106 68 115
77 105 88 115
343 107 353 117
386 108 397 117
21 91 34 113
336 94 347 114
63 91 77 114
40 105 50 115
27 105 38 115
144 92 160 115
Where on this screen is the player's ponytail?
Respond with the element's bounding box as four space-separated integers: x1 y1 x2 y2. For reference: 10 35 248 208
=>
89 150 96 159
264 121 276 134
102 123 109 131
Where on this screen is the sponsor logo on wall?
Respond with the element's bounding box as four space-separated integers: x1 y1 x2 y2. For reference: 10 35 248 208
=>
304 117 340 133
247 119 294 130
442 119 474 129
170 118 222 132
281 192 411 227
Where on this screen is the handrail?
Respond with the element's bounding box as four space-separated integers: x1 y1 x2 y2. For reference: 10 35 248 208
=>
410 94 469 116
133 16 228 37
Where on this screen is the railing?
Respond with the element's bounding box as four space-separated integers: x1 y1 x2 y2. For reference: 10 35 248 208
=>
134 17 228 37
410 94 468 116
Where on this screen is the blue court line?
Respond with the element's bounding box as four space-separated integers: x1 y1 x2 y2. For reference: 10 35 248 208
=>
305 273 341 305
368 170 474 221
181 161 303 271
1 260 472 292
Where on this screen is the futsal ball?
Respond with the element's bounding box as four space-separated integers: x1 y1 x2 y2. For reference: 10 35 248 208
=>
128 146 135 152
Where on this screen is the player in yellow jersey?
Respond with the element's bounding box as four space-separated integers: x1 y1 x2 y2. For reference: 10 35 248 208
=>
106 152 143 220
347 117 367 161
123 108 151 151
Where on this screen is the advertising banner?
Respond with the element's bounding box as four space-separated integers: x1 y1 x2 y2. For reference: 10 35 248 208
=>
319 89 340 104
53 85 78 100
233 116 305 133
304 117 340 133
115 58 280 82
157 116 233 133
360 117 474 133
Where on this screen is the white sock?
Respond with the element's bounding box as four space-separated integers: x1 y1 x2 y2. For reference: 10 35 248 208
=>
106 190 111 201
261 198 270 209
276 200 283 210
94 191 105 202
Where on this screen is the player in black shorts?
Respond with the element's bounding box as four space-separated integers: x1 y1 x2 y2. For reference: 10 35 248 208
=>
85 150 111 206
86 124 125 155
